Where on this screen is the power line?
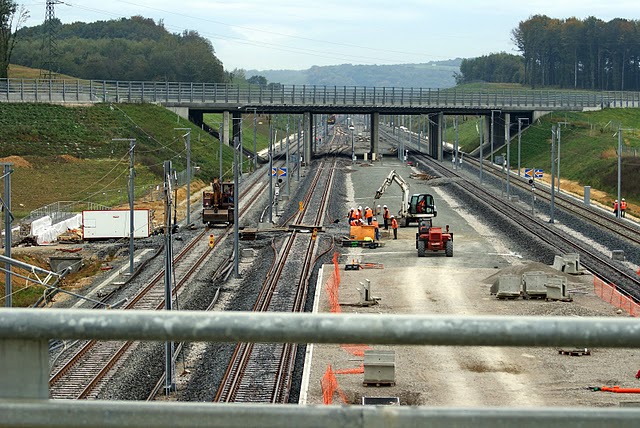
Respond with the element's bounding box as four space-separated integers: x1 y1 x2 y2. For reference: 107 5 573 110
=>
40 0 64 79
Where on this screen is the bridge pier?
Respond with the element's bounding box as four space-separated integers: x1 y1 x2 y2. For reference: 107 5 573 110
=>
304 112 312 163
370 112 379 160
428 112 443 161
223 111 231 146
232 111 242 151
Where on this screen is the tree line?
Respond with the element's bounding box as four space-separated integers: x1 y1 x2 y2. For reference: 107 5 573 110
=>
455 53 523 85
457 15 640 91
513 15 640 90
10 15 226 83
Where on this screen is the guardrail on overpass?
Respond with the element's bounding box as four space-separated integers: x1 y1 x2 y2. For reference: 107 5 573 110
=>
2 78 640 111
1 308 640 427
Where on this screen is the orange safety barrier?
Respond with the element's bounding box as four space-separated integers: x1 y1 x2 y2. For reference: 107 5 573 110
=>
336 364 364 375
320 364 348 404
593 277 640 317
596 386 640 393
340 344 371 357
325 252 342 313
321 253 371 402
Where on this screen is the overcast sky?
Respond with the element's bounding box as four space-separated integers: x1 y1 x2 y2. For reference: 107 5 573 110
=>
20 0 640 71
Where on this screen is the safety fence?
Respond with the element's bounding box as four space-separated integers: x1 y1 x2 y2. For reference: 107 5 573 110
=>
593 276 640 317
3 309 640 427
320 252 384 404
3 78 640 110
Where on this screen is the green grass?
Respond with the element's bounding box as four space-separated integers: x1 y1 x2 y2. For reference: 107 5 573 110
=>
0 103 242 218
442 109 640 208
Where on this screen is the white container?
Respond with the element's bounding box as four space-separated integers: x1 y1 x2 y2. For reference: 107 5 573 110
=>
82 210 150 239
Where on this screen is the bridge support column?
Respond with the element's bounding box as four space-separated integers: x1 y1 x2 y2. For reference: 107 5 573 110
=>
489 111 506 164
370 112 379 160
428 112 443 160
481 115 490 160
232 112 242 145
304 112 312 163
223 111 231 146
0 339 49 399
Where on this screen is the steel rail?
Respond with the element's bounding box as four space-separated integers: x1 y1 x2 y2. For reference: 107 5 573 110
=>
214 158 337 404
49 169 270 399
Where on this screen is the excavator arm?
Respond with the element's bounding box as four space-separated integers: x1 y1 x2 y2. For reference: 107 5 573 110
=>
374 170 410 217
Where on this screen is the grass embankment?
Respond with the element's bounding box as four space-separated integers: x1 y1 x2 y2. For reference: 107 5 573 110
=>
0 100 241 306
438 109 640 215
0 103 241 219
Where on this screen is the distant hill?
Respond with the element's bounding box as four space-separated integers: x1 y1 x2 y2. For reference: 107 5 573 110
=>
12 16 226 83
246 60 461 88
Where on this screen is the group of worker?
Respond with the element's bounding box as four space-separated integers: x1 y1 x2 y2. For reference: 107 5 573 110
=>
613 198 627 218
348 204 398 240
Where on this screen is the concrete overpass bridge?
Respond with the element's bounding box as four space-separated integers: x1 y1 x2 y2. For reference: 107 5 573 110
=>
3 78 640 161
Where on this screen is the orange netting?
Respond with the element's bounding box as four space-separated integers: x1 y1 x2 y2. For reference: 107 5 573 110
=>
593 276 640 317
340 343 372 357
336 364 364 375
320 364 348 404
320 253 372 403
325 252 342 313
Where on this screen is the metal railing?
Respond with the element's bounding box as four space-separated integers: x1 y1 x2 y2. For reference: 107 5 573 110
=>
25 200 110 223
1 308 639 427
3 78 640 110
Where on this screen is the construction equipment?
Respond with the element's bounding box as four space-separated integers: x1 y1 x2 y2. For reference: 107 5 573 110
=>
374 170 437 226
415 218 453 257
202 177 234 226
343 224 382 248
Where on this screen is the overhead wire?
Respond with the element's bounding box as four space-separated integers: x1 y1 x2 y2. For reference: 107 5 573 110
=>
56 1 464 65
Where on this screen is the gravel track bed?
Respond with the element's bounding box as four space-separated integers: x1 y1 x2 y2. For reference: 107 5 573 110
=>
52 142 638 404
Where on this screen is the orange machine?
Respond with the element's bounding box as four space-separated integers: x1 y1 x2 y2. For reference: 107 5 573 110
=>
415 219 453 257
349 225 376 241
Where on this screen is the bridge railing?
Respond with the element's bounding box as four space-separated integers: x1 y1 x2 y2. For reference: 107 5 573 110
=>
2 78 640 109
1 309 639 427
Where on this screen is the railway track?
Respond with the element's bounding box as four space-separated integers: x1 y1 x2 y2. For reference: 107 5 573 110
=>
49 168 273 399
415 153 640 302
460 155 640 248
214 157 337 404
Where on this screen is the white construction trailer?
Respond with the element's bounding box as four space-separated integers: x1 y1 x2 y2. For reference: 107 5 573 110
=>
82 209 151 239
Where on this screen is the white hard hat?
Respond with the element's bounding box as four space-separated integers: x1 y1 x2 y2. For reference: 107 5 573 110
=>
358 206 362 210
373 217 377 221
622 198 626 201
615 200 618 202
390 215 395 218
383 205 387 208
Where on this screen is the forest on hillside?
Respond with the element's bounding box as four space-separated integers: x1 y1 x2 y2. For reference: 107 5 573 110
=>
246 61 461 88
12 16 226 83
459 16 640 91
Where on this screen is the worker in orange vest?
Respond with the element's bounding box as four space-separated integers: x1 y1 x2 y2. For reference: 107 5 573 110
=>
371 217 380 241
613 200 619 217
364 206 373 225
621 198 627 218
356 206 363 221
383 205 390 230
391 215 398 240
352 207 360 221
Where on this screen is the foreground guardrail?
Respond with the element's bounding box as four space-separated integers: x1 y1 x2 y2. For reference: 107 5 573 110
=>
2 78 640 110
1 309 640 427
